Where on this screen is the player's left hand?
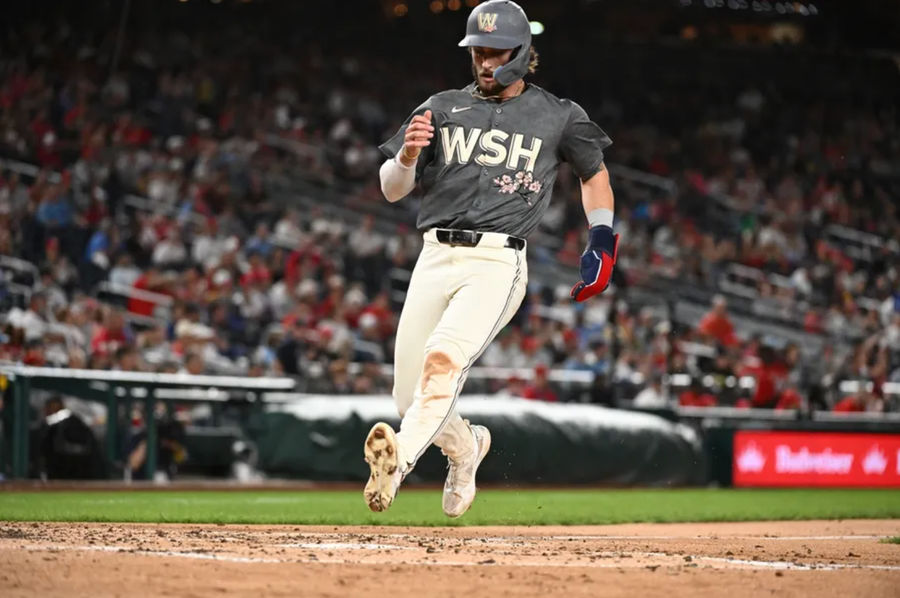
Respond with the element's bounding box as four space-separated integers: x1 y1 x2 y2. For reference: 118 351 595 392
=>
570 225 619 302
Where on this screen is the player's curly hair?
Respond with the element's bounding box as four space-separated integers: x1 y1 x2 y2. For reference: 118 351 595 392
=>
528 46 539 75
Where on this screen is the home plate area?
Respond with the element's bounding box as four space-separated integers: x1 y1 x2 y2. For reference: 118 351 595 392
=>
1 520 898 597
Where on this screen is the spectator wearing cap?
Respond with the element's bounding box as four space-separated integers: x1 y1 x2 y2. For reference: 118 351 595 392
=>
500 374 527 398
522 365 559 402
521 335 554 369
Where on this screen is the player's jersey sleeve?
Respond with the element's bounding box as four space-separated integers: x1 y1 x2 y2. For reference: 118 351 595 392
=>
378 97 439 179
557 101 612 181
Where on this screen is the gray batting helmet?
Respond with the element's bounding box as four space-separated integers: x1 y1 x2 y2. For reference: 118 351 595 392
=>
458 0 532 87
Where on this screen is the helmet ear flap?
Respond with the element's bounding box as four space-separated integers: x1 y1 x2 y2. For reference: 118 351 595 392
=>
493 43 529 87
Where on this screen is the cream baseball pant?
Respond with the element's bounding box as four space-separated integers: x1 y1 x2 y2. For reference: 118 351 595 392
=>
392 228 528 472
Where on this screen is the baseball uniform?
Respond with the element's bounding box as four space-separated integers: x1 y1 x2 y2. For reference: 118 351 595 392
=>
379 82 612 472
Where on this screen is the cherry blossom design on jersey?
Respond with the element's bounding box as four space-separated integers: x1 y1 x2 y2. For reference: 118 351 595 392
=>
492 170 543 205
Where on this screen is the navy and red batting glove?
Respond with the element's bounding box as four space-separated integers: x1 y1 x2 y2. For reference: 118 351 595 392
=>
570 225 620 302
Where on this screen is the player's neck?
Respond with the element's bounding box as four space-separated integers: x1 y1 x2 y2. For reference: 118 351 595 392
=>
497 79 526 100
474 79 526 102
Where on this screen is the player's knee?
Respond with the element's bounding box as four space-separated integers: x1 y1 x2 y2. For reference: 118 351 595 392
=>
392 385 411 417
419 348 463 402
393 358 424 415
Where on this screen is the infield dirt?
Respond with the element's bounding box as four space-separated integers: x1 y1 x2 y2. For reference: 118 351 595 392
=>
1 520 897 597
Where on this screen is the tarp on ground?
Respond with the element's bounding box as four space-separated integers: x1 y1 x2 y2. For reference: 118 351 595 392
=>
246 396 706 486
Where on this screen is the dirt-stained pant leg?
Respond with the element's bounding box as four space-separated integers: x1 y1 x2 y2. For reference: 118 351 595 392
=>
393 234 527 470
392 240 450 422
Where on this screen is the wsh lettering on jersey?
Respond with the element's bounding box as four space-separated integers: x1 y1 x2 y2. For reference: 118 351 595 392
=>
440 126 543 172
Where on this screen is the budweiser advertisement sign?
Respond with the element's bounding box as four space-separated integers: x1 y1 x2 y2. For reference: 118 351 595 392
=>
733 431 900 487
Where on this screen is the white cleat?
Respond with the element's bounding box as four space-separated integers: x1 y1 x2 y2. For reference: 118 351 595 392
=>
442 424 491 518
363 422 403 512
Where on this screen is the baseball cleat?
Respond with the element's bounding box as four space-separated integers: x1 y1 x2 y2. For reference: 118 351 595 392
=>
363 422 403 512
442 423 491 518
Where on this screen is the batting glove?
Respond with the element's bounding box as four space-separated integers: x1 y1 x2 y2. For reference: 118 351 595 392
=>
570 225 619 302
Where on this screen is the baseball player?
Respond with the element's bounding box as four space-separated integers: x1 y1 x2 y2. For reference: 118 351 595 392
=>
365 0 619 516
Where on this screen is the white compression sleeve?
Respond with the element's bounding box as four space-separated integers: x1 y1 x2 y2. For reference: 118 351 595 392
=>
379 152 416 203
587 208 614 228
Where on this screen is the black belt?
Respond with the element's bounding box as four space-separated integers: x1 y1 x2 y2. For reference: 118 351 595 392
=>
435 229 525 250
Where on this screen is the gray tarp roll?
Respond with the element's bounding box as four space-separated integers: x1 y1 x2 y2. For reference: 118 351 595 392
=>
246 396 706 486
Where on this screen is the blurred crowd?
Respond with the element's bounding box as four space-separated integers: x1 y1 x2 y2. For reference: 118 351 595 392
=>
1 14 898 413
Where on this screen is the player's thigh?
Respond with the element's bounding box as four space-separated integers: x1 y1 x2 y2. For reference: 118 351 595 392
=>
425 249 527 367
393 245 451 403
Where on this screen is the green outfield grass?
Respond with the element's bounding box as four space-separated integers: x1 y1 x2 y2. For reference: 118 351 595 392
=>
0 488 898 526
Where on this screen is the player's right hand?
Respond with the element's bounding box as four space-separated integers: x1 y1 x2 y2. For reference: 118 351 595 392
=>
401 109 433 163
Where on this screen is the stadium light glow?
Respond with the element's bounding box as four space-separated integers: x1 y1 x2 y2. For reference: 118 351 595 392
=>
529 21 544 35
393 2 408 17
430 0 445 13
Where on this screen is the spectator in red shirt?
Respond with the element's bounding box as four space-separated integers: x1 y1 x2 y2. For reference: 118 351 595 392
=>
832 395 866 413
739 345 790 408
90 308 131 356
833 392 883 413
522 365 559 402
678 387 718 407
128 266 171 317
240 251 272 288
698 295 738 347
775 388 803 410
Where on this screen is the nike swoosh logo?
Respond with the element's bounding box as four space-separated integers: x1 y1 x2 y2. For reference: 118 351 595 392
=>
451 106 472 113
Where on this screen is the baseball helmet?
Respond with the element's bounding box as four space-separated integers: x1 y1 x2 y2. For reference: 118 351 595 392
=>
458 0 532 87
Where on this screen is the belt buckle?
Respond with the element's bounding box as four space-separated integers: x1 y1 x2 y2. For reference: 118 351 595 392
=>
449 229 478 247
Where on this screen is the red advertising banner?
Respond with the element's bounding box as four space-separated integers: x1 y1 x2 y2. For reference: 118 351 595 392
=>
733 431 900 487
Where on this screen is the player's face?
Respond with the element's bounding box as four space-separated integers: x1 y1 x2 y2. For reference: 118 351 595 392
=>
471 46 514 94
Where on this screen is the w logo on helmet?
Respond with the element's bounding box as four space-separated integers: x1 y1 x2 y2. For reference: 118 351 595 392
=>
477 13 498 32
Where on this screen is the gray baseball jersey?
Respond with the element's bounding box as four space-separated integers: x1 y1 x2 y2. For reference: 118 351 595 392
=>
379 82 611 238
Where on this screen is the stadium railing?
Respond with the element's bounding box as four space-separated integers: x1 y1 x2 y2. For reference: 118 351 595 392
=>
0 365 295 480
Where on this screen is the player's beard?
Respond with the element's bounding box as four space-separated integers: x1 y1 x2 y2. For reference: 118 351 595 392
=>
472 62 506 97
